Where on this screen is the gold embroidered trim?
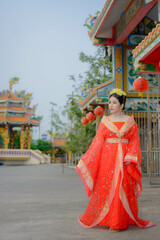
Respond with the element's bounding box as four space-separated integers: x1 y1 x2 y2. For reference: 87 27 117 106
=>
77 159 93 191
124 154 138 161
106 138 129 144
101 115 135 138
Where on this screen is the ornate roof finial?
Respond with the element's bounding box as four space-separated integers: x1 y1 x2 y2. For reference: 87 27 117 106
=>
84 11 100 30
9 77 19 90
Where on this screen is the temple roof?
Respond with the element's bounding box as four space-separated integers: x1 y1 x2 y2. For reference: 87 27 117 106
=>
89 0 130 39
0 116 5 122
0 116 40 126
53 140 68 147
0 92 24 102
0 88 39 126
133 23 160 59
79 86 98 108
0 81 40 128
31 118 40 125
132 23 160 73
88 0 157 45
7 116 28 123
0 106 26 112
79 80 114 110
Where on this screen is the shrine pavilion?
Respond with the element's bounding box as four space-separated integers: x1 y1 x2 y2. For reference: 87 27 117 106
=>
0 79 50 165
0 80 40 149
0 91 40 149
51 133 69 163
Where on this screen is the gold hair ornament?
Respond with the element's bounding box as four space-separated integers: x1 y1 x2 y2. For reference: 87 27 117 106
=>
109 88 126 97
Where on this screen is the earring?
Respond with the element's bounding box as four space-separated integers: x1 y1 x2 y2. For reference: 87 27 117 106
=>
121 104 124 111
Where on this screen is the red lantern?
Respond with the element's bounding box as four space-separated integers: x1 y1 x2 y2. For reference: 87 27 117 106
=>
133 77 149 93
94 106 104 116
81 117 89 125
86 112 95 121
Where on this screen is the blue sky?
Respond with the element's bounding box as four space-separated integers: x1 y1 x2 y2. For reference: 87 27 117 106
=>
0 0 106 138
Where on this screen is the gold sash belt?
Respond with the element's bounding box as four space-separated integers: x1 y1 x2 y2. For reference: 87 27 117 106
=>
106 138 129 144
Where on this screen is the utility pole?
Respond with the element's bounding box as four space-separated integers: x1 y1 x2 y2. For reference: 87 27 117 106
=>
51 105 53 134
39 125 40 139
37 116 43 140
50 102 56 136
66 91 75 130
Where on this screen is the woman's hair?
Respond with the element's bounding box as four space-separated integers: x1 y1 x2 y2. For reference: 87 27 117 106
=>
109 93 126 110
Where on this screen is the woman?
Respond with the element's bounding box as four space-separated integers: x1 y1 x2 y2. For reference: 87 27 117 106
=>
76 88 155 232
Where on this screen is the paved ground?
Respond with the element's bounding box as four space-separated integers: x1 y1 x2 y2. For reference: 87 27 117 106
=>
0 164 159 240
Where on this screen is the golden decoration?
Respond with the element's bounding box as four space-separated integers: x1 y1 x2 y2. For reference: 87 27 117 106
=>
109 88 126 97
0 127 10 149
20 127 27 149
27 128 32 149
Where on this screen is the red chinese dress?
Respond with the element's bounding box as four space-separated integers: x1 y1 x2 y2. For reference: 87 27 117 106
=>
76 115 155 229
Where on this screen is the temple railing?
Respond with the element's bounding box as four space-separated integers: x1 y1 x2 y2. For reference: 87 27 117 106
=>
0 149 50 164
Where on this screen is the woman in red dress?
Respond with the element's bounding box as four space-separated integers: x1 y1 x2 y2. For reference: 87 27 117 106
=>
76 88 155 232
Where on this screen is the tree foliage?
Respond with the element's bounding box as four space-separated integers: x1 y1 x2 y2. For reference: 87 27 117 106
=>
60 46 112 153
48 102 66 135
79 47 112 87
31 139 52 155
62 93 96 153
48 47 112 153
11 130 52 155
13 130 21 149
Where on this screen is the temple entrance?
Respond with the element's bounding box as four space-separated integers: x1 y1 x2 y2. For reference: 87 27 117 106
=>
147 87 160 184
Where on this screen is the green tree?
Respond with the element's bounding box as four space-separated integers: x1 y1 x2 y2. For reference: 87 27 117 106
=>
31 139 52 155
13 130 21 149
62 92 96 153
49 102 66 136
51 47 112 153
0 135 4 148
79 46 112 88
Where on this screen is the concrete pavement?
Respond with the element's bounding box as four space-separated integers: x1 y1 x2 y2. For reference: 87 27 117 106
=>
0 164 159 240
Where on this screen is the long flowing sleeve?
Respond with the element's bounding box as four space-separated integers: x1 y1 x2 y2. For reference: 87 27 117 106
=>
124 122 142 196
76 121 105 197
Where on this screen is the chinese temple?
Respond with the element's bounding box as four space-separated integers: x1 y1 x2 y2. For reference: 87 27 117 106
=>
0 79 51 165
81 0 159 114
80 0 160 181
51 133 69 163
0 78 40 149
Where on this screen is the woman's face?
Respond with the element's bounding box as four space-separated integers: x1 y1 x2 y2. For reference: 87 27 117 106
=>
108 96 122 114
